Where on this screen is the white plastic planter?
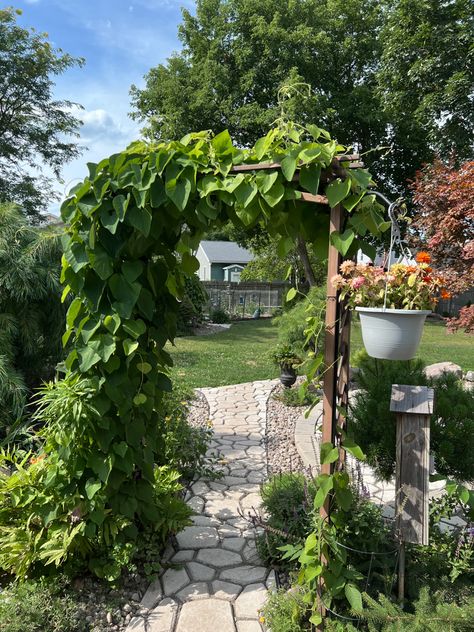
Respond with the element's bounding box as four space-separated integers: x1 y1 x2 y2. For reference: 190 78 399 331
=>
355 307 431 361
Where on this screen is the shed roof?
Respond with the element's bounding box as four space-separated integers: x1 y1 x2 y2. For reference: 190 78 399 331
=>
199 240 252 264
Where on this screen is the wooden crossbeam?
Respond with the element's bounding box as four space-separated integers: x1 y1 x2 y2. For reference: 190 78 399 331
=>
230 154 362 173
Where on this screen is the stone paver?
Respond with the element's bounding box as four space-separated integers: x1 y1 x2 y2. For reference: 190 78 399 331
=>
176 599 234 632
127 380 276 632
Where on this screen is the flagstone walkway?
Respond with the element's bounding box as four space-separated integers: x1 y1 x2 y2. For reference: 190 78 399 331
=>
127 380 278 632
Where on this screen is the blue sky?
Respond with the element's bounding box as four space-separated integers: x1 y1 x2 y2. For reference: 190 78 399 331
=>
15 0 194 213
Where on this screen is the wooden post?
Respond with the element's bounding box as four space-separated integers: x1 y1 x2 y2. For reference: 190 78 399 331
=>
321 204 343 489
390 384 434 603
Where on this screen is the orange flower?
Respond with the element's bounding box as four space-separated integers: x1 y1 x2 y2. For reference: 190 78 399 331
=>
30 453 46 465
441 289 452 299
416 251 431 264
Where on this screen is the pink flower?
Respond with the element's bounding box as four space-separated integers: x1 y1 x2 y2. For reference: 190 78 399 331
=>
351 276 365 290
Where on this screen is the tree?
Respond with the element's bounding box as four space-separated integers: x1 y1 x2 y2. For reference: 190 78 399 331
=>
0 202 65 434
240 231 326 286
0 8 84 219
409 159 474 294
130 0 474 196
377 0 474 167
130 1 389 173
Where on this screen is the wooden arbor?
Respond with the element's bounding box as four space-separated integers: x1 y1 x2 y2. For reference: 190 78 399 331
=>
232 156 360 500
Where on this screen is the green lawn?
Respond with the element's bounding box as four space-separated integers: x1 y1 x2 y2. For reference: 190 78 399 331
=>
169 318 473 390
350 320 473 371
168 319 279 389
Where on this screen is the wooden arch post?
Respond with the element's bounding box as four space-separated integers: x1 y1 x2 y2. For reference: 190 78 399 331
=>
321 204 350 509
232 159 355 514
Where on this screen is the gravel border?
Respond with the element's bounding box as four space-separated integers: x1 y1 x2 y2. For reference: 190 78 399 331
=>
187 389 210 429
265 380 308 476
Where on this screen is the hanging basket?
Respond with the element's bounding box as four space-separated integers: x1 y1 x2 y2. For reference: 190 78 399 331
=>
355 307 431 361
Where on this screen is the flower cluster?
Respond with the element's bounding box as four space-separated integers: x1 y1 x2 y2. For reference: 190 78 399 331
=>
332 252 450 310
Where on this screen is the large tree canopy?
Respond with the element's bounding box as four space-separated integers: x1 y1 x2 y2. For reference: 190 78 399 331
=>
0 8 83 219
377 0 474 164
130 0 473 195
130 1 387 171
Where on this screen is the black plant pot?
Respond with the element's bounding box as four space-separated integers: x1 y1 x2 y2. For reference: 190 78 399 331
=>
280 364 297 388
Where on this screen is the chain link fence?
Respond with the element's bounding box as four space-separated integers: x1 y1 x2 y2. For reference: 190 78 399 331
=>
202 281 289 318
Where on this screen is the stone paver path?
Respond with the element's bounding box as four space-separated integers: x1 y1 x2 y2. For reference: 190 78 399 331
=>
127 380 278 632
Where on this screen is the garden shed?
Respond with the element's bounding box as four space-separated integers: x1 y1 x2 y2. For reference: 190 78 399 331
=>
196 240 253 282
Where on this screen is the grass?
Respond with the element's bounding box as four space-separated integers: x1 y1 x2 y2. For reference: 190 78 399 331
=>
168 318 279 389
169 317 473 390
351 319 474 371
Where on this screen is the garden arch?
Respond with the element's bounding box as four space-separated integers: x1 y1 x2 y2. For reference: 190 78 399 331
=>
21 123 388 575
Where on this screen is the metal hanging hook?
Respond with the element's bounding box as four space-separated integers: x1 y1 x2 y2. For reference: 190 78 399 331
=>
370 191 413 311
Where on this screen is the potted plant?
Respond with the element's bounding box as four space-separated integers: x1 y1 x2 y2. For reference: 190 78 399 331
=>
271 344 302 387
332 253 450 360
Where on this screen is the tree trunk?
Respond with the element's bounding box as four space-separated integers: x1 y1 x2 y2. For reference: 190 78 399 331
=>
296 235 317 287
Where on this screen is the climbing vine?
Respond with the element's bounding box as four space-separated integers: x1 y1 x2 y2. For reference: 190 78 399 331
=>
0 122 388 578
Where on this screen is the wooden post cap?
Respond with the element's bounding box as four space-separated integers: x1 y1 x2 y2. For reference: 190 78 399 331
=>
390 384 434 415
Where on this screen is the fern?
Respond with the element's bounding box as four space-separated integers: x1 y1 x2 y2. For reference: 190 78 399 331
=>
359 588 474 631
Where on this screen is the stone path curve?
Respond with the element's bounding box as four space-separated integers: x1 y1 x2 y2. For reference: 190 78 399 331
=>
127 379 278 632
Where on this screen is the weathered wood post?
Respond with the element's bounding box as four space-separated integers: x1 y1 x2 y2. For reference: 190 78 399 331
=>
390 384 434 603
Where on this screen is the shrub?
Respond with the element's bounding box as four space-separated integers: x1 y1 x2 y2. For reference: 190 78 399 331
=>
0 576 84 632
360 587 474 631
0 377 195 581
260 588 308 632
177 275 208 335
158 388 215 480
210 307 230 323
274 386 319 407
273 286 325 356
447 305 474 334
0 203 65 437
348 354 474 482
431 373 474 481
349 354 427 480
256 472 318 569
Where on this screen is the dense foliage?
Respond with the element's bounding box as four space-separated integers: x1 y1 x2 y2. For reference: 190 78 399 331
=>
409 159 474 294
0 122 387 579
377 0 474 167
0 203 65 437
0 576 84 632
256 472 319 569
130 0 473 195
240 230 326 286
273 286 326 357
447 305 474 335
349 354 474 482
260 470 473 630
176 274 208 334
0 8 83 219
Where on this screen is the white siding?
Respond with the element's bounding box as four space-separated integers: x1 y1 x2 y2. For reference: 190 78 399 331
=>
195 244 211 281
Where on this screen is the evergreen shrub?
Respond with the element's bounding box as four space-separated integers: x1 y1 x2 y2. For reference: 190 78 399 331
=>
349 354 474 482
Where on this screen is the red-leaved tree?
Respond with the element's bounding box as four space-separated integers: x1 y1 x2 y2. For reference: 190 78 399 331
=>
410 159 474 294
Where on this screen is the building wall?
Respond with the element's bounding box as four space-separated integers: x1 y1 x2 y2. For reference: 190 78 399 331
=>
210 263 247 281
210 263 225 281
195 245 211 281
